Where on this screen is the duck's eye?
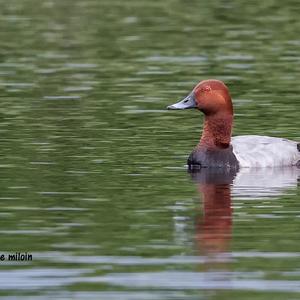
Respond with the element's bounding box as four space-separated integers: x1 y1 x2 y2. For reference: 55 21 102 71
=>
203 86 211 92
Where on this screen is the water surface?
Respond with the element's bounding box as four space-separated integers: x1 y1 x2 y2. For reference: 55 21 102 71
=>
0 0 300 299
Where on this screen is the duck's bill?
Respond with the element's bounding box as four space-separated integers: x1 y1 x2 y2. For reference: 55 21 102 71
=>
167 93 197 110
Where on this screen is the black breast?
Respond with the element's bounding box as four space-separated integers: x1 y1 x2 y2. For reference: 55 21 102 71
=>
187 146 239 170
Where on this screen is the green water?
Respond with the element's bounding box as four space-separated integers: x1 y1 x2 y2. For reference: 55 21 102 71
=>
0 0 299 299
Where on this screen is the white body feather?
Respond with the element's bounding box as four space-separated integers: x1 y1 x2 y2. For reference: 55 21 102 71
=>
231 135 300 168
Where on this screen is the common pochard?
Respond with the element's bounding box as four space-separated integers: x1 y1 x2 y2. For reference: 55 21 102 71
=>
168 79 300 169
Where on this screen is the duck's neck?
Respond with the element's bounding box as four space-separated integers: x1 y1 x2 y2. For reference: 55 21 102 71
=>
199 113 233 150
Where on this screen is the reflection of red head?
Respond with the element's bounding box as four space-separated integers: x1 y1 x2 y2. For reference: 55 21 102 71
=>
196 183 232 255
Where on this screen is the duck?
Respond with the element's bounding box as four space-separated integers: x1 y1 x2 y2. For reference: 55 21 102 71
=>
167 79 300 169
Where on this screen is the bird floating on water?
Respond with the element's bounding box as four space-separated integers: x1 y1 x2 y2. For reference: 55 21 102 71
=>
167 79 300 169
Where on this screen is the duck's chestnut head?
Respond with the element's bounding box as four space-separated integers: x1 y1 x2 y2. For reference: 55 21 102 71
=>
168 79 233 115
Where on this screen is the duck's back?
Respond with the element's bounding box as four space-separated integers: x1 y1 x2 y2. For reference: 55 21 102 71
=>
232 135 300 168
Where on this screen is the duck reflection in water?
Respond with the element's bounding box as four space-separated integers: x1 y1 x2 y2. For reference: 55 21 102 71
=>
190 167 300 258
190 168 237 258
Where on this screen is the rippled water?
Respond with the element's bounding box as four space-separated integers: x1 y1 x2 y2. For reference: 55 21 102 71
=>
0 0 300 299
